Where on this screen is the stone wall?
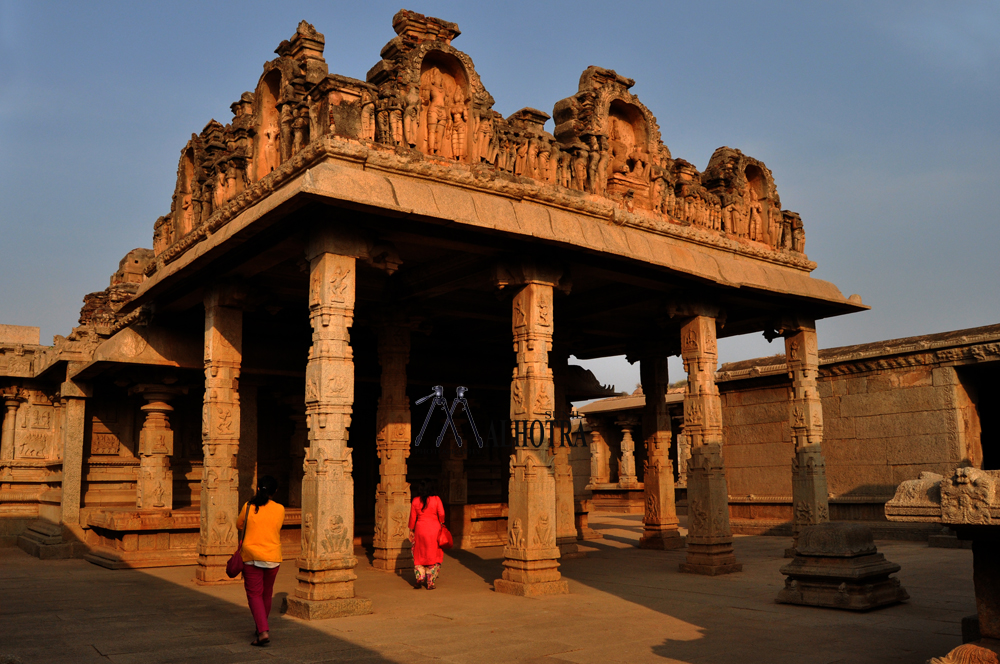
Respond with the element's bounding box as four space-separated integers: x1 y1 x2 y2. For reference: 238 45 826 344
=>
715 325 998 537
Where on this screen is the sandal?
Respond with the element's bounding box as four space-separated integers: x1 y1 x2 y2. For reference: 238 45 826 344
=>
251 637 270 647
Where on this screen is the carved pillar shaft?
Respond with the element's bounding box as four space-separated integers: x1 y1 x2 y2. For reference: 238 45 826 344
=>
195 288 243 585
551 353 579 554
286 228 371 619
495 278 568 596
135 392 177 511
785 324 830 553
639 357 683 550
372 318 413 571
59 393 87 526
286 404 307 509
616 419 638 487
1 398 20 462
679 315 741 575
586 423 610 485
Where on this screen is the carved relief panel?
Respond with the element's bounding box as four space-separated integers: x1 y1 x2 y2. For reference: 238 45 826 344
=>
416 53 470 161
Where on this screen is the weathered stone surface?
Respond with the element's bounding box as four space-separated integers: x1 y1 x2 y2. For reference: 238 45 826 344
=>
776 522 908 610
284 595 373 619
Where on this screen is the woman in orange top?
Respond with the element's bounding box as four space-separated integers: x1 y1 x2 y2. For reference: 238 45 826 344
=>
236 475 284 647
408 480 446 589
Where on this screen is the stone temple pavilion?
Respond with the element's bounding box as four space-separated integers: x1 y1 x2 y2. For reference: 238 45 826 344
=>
0 10 866 619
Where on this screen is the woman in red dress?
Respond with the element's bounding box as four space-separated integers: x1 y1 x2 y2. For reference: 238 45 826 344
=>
408 480 445 589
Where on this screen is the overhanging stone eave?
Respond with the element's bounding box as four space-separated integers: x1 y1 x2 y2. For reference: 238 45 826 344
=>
123 148 866 319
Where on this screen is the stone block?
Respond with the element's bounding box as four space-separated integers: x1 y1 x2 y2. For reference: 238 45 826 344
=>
827 464 894 496
776 522 908 611
824 416 856 441
826 378 849 397
735 386 790 406
821 395 841 418
723 402 790 427
283 596 373 620
898 368 934 388
824 438 886 465
493 579 569 596
727 465 793 496
845 377 868 395
723 442 793 469
933 367 959 387
839 386 948 418
817 381 834 399
0 324 40 345
854 411 951 439
886 434 958 465
724 422 786 447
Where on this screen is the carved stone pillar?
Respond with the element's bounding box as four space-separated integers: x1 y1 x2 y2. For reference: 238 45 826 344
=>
130 386 186 512
679 315 741 575
372 317 413 571
196 287 243 585
616 418 639 488
284 399 307 509
785 322 830 555
586 422 610 485
675 430 690 489
639 357 684 550
494 269 568 596
1 394 22 462
551 352 581 557
285 227 372 619
439 422 470 548
60 378 89 529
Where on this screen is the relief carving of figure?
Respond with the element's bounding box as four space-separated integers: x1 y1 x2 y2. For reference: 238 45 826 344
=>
402 84 421 148
571 146 588 191
514 136 529 176
424 69 449 155
586 135 602 194
472 110 495 163
557 150 572 189
449 87 467 160
360 90 376 141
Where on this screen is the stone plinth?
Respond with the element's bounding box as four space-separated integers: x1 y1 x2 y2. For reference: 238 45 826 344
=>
587 483 645 514
776 522 908 610
17 520 76 559
284 596 373 620
81 507 303 569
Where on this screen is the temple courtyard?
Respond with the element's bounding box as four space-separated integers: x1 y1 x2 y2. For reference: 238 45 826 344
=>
1 513 975 664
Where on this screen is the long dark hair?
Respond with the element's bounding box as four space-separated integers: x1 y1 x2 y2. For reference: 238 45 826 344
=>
415 479 439 511
250 475 278 513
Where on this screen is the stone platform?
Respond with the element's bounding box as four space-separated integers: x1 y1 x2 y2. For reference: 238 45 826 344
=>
0 513 980 664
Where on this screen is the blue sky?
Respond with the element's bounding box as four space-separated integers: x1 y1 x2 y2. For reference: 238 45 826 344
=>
1 1 998 391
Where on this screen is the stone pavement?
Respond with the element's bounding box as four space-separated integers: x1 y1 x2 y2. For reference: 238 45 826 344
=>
1 514 976 664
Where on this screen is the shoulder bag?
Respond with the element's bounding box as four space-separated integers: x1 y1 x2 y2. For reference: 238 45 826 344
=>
225 503 252 578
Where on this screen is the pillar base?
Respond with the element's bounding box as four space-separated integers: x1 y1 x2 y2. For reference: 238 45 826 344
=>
194 554 241 585
494 579 569 597
371 548 413 572
284 596 373 620
680 539 741 575
558 539 587 560
17 521 83 560
679 561 742 576
640 530 686 550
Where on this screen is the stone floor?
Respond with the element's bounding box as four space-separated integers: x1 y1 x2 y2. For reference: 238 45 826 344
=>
0 514 976 664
